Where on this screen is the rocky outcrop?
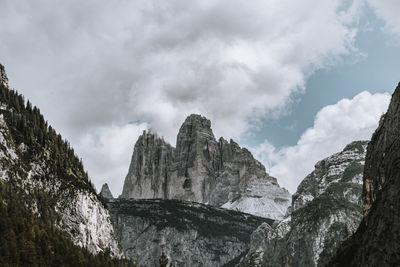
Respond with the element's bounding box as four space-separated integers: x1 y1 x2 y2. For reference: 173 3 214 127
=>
292 141 367 212
121 131 174 199
101 183 114 199
168 114 219 203
331 83 400 266
0 64 8 88
238 141 367 267
106 198 273 267
121 114 291 220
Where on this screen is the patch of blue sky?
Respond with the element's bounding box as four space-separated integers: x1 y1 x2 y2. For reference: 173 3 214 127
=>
243 5 400 149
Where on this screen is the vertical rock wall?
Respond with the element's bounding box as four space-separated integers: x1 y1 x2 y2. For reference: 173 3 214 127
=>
331 83 400 266
121 114 291 220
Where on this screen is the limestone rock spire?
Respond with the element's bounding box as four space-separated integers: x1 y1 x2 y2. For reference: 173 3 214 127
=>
100 183 114 199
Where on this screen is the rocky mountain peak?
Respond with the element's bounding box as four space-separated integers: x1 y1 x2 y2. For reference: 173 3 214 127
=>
292 140 367 211
100 183 114 199
174 114 215 173
121 114 291 220
120 129 174 199
0 64 9 88
139 129 169 145
239 140 367 267
180 114 212 132
133 130 172 158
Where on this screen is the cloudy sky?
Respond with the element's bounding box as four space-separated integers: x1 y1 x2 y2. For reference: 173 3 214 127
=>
1 0 399 195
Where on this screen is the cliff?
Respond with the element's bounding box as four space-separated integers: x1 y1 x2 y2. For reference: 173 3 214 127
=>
330 83 400 266
121 114 291 220
107 198 273 266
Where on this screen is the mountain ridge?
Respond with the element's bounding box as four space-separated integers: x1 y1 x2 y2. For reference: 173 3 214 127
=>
106 198 273 267
0 64 133 266
121 114 291 220
238 140 367 267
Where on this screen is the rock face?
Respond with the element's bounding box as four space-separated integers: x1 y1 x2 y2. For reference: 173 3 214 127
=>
331 83 400 266
100 183 114 199
121 114 291 220
0 67 121 257
106 198 273 267
238 141 367 267
121 131 174 199
0 115 121 257
0 64 8 88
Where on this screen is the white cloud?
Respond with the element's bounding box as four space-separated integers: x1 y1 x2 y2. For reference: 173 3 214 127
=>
75 123 148 196
253 91 391 193
0 0 365 192
368 0 400 40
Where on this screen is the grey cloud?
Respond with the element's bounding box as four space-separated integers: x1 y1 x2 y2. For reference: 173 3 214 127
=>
0 0 363 192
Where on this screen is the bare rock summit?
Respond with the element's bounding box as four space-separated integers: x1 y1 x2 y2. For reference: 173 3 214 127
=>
100 183 114 199
121 114 291 220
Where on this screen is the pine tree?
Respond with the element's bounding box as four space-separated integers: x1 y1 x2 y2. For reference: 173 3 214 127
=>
159 252 169 267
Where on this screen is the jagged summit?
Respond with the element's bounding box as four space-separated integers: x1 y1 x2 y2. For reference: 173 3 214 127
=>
182 113 212 126
100 183 114 199
0 64 9 88
292 140 367 211
121 129 174 199
178 114 214 137
239 140 367 267
121 114 291 220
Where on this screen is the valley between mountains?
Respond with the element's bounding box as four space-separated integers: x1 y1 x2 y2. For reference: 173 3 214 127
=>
1 63 400 266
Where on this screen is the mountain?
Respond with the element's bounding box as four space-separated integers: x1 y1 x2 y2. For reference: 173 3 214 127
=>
0 64 133 266
238 140 367 267
121 114 291 220
330 83 400 266
106 198 273 267
101 183 114 199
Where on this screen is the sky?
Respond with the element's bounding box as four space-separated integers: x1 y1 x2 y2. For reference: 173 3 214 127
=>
0 0 399 195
